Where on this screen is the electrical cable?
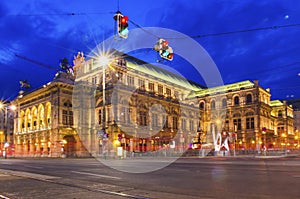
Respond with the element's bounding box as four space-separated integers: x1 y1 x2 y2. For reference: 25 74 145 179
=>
7 11 115 17
129 19 300 40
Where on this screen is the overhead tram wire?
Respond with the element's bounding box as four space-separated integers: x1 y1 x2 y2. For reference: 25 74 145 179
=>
228 61 300 80
7 11 115 17
9 10 300 40
10 10 300 40
189 23 300 39
129 19 300 40
129 19 161 39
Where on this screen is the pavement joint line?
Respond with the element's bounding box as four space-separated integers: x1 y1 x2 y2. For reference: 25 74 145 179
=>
71 170 122 180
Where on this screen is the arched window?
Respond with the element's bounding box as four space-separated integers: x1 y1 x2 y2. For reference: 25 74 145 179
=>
246 94 252 104
20 111 25 130
211 100 216 110
199 102 205 110
38 104 45 128
45 102 51 126
25 108 31 130
32 106 38 129
222 98 227 108
234 96 239 105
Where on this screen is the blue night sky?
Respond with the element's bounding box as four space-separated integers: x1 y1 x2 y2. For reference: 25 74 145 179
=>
0 0 300 101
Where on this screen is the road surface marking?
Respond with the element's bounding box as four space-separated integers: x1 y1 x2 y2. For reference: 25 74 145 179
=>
24 165 44 169
71 171 122 180
0 195 11 199
0 162 12 165
0 169 60 180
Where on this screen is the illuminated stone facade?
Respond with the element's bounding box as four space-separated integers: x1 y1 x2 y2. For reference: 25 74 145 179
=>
194 81 295 152
73 52 204 156
73 51 296 155
11 51 297 157
13 72 88 157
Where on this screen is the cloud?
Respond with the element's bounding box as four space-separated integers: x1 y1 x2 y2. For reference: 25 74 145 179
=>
0 42 22 64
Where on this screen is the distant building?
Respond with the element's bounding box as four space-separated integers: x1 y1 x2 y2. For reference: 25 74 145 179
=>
287 99 300 131
287 99 300 148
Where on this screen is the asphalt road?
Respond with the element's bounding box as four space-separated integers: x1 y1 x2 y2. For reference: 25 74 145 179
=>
0 156 300 199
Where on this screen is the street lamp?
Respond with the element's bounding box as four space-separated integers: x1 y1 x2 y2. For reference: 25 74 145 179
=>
0 101 16 158
96 53 113 158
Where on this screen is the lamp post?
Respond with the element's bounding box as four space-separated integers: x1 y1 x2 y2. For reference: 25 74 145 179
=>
97 54 111 158
0 102 16 158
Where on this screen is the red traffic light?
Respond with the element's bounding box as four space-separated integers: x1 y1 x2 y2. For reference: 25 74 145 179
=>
121 16 128 24
162 40 168 47
167 53 174 60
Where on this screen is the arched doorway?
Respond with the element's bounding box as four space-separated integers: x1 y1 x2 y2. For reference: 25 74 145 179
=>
63 135 76 157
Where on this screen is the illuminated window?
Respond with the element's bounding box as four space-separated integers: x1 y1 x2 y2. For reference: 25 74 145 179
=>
166 88 171 97
139 111 147 126
127 75 134 86
63 110 73 125
233 119 242 131
148 82 154 92
158 84 163 95
246 117 254 129
138 79 145 90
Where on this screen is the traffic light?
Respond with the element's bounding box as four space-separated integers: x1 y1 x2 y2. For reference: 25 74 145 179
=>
154 38 174 61
114 11 129 39
160 46 174 61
